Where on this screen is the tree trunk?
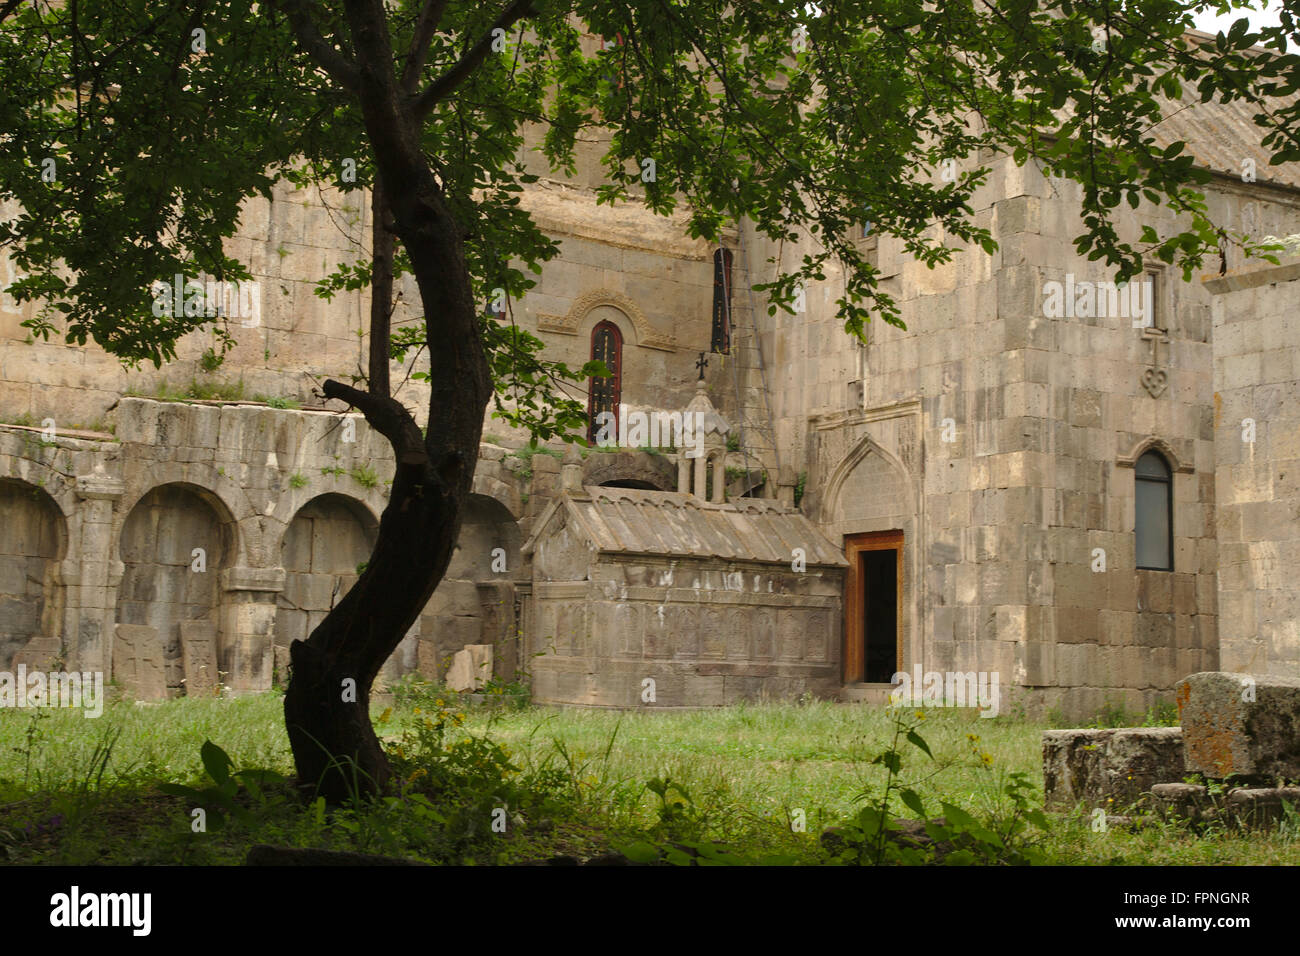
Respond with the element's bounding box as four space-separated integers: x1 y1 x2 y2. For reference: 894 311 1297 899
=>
368 174 394 398
283 0 492 803
282 441 453 800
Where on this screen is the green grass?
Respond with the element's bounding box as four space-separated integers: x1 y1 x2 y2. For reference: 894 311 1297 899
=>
0 695 1294 865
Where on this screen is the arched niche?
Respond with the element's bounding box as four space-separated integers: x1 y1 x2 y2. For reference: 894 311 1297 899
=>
448 494 525 580
583 449 677 492
276 494 379 650
116 483 234 694
0 479 67 668
402 494 526 688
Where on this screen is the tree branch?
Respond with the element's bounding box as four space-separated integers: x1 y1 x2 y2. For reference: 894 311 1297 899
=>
322 379 426 464
401 0 450 92
278 0 362 92
413 0 536 116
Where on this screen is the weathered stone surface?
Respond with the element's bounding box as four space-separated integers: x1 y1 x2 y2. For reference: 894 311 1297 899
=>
11 634 61 672
1149 782 1214 823
1042 727 1185 810
581 449 677 492
1176 671 1300 780
273 643 291 686
444 644 493 692
1206 258 1300 679
180 620 218 697
1224 787 1300 828
112 624 166 700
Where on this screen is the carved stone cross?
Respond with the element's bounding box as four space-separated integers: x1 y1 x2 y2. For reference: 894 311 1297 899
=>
1141 329 1168 398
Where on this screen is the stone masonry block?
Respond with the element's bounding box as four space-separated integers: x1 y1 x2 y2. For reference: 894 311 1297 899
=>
1042 727 1185 810
1176 671 1300 780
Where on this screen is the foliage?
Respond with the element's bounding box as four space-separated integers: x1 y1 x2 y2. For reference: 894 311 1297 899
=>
157 740 288 831
379 700 564 858
349 465 379 489
5 696 1300 865
0 0 1267 397
828 711 1049 865
616 775 797 866
199 347 226 373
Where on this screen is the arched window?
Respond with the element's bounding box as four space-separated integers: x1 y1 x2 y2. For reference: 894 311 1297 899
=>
587 320 622 444
1135 450 1172 571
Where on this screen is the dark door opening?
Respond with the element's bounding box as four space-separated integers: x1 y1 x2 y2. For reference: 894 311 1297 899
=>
844 530 903 684
861 549 898 683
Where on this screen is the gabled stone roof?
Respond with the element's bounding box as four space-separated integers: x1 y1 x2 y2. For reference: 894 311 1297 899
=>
1151 89 1300 191
523 486 847 567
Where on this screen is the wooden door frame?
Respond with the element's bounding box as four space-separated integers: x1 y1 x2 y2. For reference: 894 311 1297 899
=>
843 530 903 684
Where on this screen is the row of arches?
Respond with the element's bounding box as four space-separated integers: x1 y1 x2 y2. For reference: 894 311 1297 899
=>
0 473 529 693
0 480 382 689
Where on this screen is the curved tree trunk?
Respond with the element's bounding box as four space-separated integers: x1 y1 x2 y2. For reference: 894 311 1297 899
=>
282 0 494 803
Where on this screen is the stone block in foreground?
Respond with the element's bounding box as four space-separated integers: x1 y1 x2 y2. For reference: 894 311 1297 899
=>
1042 728 1185 810
1176 672 1300 780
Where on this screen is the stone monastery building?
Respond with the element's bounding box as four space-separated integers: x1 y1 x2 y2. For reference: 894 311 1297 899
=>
2 37 1299 720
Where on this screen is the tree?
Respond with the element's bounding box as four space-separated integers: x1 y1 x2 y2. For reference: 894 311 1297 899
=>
0 0 1271 800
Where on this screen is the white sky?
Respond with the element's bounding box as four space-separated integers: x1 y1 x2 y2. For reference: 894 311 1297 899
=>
1189 0 1284 34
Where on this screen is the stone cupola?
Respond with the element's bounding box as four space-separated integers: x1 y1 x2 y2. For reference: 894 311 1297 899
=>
676 380 731 503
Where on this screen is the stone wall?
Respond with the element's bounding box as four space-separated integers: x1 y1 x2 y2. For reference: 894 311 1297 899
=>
0 396 530 697
771 155 1300 718
1 137 729 450
0 184 435 430
1205 259 1300 676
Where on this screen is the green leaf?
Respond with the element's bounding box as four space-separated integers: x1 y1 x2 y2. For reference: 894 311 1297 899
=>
898 787 926 818
663 846 694 867
871 750 902 774
939 802 998 844
200 740 233 786
619 841 661 864
905 730 933 759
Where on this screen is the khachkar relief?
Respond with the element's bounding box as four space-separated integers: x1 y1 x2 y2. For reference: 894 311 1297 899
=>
896 413 919 475
537 289 677 352
1140 326 1169 398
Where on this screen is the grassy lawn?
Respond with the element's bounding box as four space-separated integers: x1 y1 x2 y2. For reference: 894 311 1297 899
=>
0 690 1294 865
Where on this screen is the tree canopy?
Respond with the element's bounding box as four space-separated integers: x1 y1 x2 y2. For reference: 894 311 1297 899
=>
2 0 1276 379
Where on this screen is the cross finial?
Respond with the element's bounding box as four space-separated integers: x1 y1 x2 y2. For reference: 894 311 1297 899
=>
696 351 709 380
